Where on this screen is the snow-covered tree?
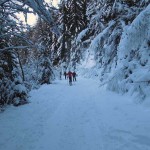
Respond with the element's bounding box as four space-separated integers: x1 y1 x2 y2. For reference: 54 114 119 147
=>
0 45 28 106
57 0 89 66
28 18 57 85
38 47 54 85
72 0 150 100
0 2 29 107
0 0 56 108
67 0 88 36
107 4 150 100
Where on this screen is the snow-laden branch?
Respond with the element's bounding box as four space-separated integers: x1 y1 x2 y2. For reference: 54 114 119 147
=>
1 0 54 25
17 0 54 24
0 0 9 5
0 46 35 51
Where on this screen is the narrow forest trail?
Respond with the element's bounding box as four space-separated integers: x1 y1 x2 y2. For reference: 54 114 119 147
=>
0 78 150 150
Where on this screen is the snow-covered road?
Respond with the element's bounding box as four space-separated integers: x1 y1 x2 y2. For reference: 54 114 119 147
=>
0 78 150 150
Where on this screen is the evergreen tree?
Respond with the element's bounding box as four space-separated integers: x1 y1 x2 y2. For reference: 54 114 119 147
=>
31 19 55 85
57 0 69 62
72 0 150 99
38 47 54 85
0 0 57 109
58 0 89 65
0 2 29 107
0 42 28 106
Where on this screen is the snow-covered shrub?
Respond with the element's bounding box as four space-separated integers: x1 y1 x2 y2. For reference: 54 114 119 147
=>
0 49 28 107
38 47 55 85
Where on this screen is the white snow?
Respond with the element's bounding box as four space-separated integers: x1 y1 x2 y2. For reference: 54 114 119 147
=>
118 4 150 60
81 51 96 69
0 77 150 150
76 28 89 44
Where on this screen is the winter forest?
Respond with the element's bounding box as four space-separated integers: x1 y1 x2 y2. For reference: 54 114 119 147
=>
0 0 150 149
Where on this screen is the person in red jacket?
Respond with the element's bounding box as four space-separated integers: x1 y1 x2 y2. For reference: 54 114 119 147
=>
67 71 73 86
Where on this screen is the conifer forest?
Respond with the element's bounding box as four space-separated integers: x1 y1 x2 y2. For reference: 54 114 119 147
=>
1 1 150 150
1 0 150 108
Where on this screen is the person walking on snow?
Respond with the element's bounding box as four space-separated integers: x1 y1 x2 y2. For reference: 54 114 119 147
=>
67 71 73 86
60 72 62 80
64 71 67 79
72 71 77 81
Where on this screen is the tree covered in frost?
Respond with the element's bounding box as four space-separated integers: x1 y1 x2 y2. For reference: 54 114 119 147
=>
37 47 54 85
109 4 150 100
72 0 150 99
67 0 88 36
0 44 28 107
57 0 69 62
0 1 29 107
31 18 56 85
17 4 59 88
0 0 56 109
57 0 89 65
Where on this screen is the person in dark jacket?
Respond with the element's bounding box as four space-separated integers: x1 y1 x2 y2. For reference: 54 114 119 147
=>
60 71 62 80
64 71 67 79
72 71 77 81
67 71 73 86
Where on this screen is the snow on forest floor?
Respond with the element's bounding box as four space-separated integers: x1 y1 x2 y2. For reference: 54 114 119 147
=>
0 77 150 150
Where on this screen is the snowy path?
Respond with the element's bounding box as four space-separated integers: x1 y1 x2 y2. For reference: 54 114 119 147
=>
0 78 150 150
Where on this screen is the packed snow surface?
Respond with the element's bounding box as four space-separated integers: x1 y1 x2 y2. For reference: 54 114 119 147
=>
0 77 150 150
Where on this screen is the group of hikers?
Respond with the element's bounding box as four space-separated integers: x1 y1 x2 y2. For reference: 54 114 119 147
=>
60 70 77 86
